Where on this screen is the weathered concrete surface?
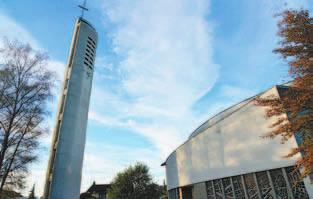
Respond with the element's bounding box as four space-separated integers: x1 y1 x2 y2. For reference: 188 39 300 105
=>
165 87 301 190
44 17 98 199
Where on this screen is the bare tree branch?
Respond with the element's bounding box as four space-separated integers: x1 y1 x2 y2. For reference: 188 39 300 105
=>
0 39 54 194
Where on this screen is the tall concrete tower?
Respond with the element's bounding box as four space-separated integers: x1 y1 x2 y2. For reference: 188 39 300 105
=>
43 15 98 199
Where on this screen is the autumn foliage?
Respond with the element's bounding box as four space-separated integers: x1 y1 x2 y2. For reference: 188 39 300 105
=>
256 9 313 180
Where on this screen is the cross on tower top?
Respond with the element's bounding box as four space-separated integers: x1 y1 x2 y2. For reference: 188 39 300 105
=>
78 0 89 18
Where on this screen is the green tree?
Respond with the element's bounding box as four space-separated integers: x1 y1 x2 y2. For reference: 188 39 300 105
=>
160 180 168 199
108 162 162 199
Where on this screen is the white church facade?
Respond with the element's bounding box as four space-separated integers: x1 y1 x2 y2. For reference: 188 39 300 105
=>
162 84 313 199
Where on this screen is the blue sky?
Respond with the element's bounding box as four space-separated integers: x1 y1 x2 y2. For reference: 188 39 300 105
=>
0 0 312 196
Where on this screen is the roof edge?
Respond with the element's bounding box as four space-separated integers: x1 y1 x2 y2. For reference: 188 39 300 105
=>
78 17 97 31
162 83 291 165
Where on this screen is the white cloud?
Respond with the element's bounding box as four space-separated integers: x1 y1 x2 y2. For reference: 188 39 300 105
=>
47 60 66 82
220 85 256 99
92 0 219 158
0 10 40 49
81 143 164 192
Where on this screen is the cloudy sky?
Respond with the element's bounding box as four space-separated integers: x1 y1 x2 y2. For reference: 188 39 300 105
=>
0 0 312 196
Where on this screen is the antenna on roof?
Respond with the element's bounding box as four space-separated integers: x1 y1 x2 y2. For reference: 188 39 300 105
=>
78 0 89 18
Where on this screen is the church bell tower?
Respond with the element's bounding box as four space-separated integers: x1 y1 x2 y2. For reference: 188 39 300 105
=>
43 2 98 198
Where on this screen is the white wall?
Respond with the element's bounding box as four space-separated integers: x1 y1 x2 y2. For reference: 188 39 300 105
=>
165 87 301 190
303 176 313 198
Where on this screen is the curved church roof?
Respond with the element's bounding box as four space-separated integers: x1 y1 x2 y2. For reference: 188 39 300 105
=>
162 83 292 165
189 83 292 139
188 96 255 139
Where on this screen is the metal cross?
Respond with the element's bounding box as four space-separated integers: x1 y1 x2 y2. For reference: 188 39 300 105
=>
78 0 89 18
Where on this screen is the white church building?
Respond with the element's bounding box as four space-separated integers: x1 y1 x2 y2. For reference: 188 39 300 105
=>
162 84 313 199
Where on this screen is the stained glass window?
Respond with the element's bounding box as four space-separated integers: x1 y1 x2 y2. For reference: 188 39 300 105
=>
222 177 235 199
170 166 310 199
270 169 290 199
232 176 245 199
285 167 309 199
256 171 275 199
244 173 260 199
214 179 224 199
206 181 215 199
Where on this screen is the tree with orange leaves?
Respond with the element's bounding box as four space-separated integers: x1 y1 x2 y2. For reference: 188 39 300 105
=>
256 9 313 181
